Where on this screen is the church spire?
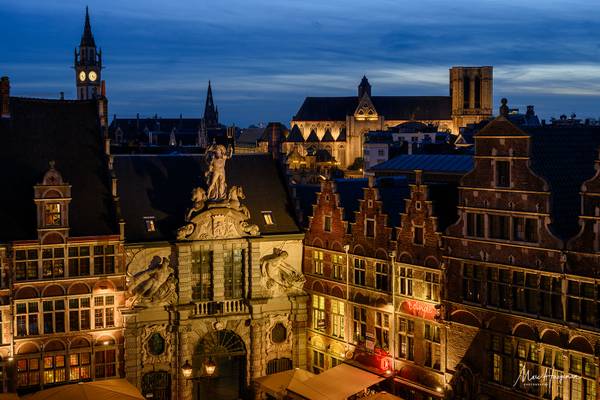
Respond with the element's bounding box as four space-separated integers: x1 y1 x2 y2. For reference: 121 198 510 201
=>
80 6 96 48
358 75 371 98
203 81 219 128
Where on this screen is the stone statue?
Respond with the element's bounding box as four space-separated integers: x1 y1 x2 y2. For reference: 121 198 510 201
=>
185 187 207 222
127 256 177 306
260 248 305 296
205 143 232 201
228 186 250 218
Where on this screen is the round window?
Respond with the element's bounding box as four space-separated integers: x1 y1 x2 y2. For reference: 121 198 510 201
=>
271 323 287 344
148 332 166 356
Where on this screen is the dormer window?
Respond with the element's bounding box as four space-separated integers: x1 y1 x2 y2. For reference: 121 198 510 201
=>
263 211 274 225
44 203 62 226
495 160 511 188
144 217 156 232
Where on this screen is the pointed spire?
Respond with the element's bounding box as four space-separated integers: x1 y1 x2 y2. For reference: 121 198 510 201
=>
358 75 371 97
80 6 96 47
203 80 219 128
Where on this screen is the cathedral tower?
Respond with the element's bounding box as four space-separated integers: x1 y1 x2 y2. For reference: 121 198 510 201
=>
450 66 493 130
74 7 102 100
203 81 219 128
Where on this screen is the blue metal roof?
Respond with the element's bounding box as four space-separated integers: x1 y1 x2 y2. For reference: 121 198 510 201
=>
370 154 473 173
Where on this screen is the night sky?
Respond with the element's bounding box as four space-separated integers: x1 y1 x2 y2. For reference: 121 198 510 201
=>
1 0 600 127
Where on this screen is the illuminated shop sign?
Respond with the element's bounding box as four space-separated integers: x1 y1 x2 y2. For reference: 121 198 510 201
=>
400 300 437 320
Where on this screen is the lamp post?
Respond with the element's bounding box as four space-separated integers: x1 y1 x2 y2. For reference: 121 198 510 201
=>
389 250 397 376
344 244 350 352
204 357 217 377
181 360 193 379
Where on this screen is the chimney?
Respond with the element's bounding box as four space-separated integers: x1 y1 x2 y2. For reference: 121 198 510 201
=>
1 76 10 118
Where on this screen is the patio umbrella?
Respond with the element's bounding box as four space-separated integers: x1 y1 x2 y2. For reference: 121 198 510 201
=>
23 379 144 400
0 394 20 400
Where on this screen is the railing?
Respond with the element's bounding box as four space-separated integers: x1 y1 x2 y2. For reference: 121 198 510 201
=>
193 298 248 317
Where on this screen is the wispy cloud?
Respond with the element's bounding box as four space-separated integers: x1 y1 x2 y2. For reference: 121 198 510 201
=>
1 0 600 125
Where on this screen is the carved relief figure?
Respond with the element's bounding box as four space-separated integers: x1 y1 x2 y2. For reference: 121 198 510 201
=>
260 248 305 295
127 256 177 306
228 186 250 218
205 143 232 201
185 187 207 222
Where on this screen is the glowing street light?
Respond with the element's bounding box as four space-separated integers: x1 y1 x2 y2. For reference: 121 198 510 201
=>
181 360 193 379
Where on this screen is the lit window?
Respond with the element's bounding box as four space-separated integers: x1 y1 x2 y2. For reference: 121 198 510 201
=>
262 211 274 225
44 203 62 226
144 217 156 232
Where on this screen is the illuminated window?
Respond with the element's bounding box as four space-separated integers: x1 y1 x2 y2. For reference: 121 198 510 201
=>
224 249 243 299
313 250 324 275
42 247 65 279
44 203 62 226
262 211 274 225
94 295 115 329
331 299 345 338
43 354 66 384
312 295 325 332
312 350 325 374
398 318 414 360
332 254 343 279
69 352 91 381
192 250 213 301
353 306 366 342
17 358 40 387
375 312 389 350
424 323 441 370
144 217 156 232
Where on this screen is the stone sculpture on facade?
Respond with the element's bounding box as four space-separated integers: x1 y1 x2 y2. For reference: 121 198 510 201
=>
126 256 177 307
205 143 232 201
260 248 306 296
177 144 260 241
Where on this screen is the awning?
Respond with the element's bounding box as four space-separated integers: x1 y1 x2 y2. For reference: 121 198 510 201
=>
22 379 144 400
255 368 315 396
288 363 385 400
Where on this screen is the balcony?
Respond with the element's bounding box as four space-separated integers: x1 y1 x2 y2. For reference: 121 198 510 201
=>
192 298 248 317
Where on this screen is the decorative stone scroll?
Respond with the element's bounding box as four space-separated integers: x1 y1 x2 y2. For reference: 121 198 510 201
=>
126 256 177 307
177 144 259 241
260 248 305 296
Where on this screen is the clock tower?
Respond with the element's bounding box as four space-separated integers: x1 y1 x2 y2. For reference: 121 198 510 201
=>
74 7 102 100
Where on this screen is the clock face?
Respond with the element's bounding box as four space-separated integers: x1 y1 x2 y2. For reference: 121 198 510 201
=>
88 71 98 82
79 71 86 82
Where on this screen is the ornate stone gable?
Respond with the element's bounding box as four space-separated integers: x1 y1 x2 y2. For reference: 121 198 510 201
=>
354 92 378 121
177 144 259 241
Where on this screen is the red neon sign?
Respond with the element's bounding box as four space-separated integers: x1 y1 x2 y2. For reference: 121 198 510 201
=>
401 300 437 320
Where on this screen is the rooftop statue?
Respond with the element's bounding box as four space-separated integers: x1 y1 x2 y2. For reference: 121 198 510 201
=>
205 142 232 201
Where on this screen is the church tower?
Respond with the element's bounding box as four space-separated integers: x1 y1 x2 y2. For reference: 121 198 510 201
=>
203 81 219 128
450 66 493 131
74 7 102 100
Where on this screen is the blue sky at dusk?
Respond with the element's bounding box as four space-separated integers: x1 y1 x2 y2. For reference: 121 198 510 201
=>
1 0 600 127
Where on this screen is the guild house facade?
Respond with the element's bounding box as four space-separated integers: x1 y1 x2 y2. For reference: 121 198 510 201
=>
113 149 307 400
289 67 492 169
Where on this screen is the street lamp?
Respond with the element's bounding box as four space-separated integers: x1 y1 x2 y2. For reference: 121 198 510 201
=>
204 357 217 377
181 360 193 379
